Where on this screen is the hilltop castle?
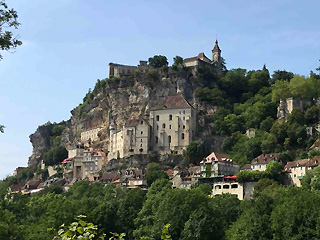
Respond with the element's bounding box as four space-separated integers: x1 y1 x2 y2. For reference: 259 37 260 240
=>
108 40 223 77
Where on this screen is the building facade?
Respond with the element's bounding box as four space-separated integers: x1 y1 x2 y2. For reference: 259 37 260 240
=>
80 127 102 143
108 60 149 78
149 95 196 153
200 152 239 178
241 153 281 172
277 97 311 119
183 40 222 72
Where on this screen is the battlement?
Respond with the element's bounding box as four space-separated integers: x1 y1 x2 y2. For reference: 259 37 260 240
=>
108 60 149 77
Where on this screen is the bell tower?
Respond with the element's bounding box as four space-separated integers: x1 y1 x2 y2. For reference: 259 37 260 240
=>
212 39 221 71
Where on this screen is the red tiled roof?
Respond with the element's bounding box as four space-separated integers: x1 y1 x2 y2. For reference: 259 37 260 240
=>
184 52 211 63
61 158 72 164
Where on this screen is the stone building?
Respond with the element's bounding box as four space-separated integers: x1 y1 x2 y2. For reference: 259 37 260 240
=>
284 157 320 187
183 40 222 72
200 152 239 178
149 95 197 154
277 97 311 119
63 146 106 183
108 60 149 77
108 119 151 161
240 153 280 172
80 127 102 143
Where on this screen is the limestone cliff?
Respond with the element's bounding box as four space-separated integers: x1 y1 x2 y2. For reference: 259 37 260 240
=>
28 67 220 169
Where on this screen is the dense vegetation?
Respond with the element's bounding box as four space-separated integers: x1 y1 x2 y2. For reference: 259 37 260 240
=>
2 171 320 240
192 64 320 166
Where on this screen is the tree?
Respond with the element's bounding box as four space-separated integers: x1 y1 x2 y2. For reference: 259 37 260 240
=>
0 124 4 133
0 0 22 60
271 70 294 84
172 56 183 70
183 141 207 165
148 55 168 68
43 146 68 166
145 163 169 187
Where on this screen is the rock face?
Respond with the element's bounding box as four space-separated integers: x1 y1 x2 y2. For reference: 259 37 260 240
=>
28 68 217 169
28 123 55 169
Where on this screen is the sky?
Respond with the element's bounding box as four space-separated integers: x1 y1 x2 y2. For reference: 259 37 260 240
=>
0 0 320 179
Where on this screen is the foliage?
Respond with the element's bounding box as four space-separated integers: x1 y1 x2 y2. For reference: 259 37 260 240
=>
43 146 68 166
148 55 168 68
182 141 208 165
145 163 169 187
50 215 106 240
0 124 4 133
0 0 22 60
195 87 227 106
172 56 183 70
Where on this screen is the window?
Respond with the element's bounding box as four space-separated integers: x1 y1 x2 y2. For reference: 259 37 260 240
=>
183 116 185 120
157 125 159 130
141 139 143 142
141 131 143 135
169 125 171 129
141 121 143 124
215 185 221 189
183 110 185 114
140 144 143 147
155 136 159 144
156 115 160 121
168 135 171 144
183 125 185 129
231 184 238 189
223 185 230 189
182 133 185 139
162 123 166 129
169 114 172 120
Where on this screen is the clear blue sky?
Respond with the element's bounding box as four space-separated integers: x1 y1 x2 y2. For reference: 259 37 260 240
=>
0 0 319 179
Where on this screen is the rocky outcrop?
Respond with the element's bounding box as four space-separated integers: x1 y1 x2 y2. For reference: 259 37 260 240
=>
28 67 217 169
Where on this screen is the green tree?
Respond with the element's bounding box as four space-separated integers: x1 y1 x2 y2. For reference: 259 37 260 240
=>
183 141 207 165
43 146 68 166
0 0 22 60
148 55 168 68
0 124 4 133
271 70 294 84
145 163 169 187
172 55 183 70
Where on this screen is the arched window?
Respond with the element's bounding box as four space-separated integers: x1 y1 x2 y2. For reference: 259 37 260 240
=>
169 125 171 129
156 115 160 121
181 133 185 139
162 123 166 129
168 135 171 144
169 114 172 120
155 136 159 144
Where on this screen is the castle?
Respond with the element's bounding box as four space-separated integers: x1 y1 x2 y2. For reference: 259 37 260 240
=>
108 40 223 77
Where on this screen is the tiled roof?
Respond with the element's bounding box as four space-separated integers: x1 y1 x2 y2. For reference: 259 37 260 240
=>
251 153 280 165
284 159 314 172
183 52 211 63
240 164 252 170
201 152 235 164
152 95 193 110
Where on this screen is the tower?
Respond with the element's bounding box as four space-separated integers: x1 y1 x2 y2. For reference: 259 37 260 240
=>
212 40 221 71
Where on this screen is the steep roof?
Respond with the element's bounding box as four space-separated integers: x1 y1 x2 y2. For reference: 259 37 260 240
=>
152 95 193 110
201 152 235 164
184 52 211 63
251 153 280 165
212 40 221 52
284 159 312 172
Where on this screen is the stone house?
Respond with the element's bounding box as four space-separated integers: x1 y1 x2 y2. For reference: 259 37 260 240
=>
63 146 106 183
183 40 222 72
212 177 256 200
149 95 197 154
200 152 239 178
81 127 102 143
277 97 311 119
284 157 320 187
240 153 280 172
108 60 149 78
108 118 151 161
13 167 26 176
